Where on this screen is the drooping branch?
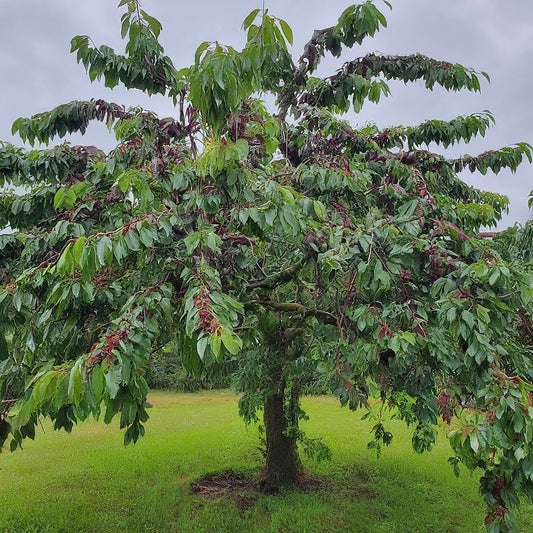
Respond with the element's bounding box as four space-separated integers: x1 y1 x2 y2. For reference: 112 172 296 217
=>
249 299 338 326
368 143 532 176
11 99 186 147
336 53 488 91
0 141 103 187
298 53 488 115
370 112 495 151
278 2 390 120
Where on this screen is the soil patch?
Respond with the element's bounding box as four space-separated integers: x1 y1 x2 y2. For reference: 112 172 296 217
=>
294 472 332 493
190 470 259 498
189 468 371 512
190 469 332 499
190 470 260 516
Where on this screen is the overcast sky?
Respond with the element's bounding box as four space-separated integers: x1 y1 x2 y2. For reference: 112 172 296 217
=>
1 0 532 228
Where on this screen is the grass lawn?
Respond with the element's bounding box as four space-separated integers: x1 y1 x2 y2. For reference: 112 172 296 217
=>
1 390 532 533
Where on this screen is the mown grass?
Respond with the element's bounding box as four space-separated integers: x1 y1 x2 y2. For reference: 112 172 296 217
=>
1 391 532 533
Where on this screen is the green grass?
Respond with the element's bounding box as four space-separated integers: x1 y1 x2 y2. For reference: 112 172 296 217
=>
1 391 532 533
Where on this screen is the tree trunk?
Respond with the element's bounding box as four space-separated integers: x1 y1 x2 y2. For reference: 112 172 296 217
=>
260 385 301 492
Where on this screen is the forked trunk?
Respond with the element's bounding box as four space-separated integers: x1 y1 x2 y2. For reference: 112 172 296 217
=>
260 385 301 492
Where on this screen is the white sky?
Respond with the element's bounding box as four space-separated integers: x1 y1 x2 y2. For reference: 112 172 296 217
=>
1 0 532 228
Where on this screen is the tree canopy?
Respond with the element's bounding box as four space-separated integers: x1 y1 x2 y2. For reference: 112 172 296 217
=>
1 1 532 531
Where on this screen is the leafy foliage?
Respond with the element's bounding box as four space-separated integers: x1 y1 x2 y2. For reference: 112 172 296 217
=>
1 1 532 530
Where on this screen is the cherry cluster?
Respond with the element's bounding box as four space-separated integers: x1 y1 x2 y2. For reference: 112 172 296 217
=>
485 479 509 525
416 182 437 206
121 214 151 236
399 269 410 282
330 200 351 227
436 390 455 424
377 321 393 339
93 267 116 291
426 245 460 280
194 293 221 335
87 327 129 368
93 273 108 290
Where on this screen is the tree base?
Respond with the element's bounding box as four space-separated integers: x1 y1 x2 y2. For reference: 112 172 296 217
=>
261 391 302 493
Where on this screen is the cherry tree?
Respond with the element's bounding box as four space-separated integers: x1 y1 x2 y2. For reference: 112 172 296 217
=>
1 2 532 530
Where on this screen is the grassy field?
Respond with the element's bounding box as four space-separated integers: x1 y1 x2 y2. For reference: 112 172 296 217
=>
0 390 532 533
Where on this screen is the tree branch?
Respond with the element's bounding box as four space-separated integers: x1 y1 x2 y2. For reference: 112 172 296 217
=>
246 251 312 289
249 299 337 326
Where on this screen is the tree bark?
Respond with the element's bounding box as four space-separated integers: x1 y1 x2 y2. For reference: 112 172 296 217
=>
260 386 301 492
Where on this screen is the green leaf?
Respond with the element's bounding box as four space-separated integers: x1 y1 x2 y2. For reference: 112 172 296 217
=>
68 362 83 404
71 236 86 265
313 200 326 220
139 227 155 248
278 18 293 45
446 306 457 323
242 9 261 30
91 363 105 403
124 229 140 252
96 235 113 267
26 331 35 353
197 335 209 360
53 188 65 210
140 10 163 37
401 331 416 345
206 232 221 252
210 331 222 359
461 310 475 330
104 400 120 425
184 232 201 254
11 117 23 136
195 41 210 64
514 447 526 461
234 138 249 159
488 268 499 285
14 397 36 427
264 208 277 226
105 366 122 399
503 510 519 533
278 185 296 206
469 431 479 453
56 242 74 275
119 402 136 429
31 371 58 406
120 16 130 39
118 172 131 193
219 326 241 355
182 343 202 376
